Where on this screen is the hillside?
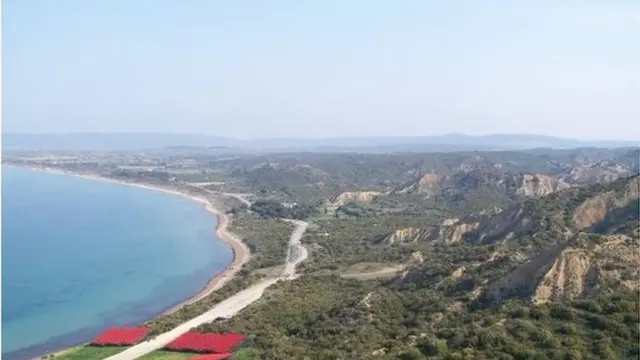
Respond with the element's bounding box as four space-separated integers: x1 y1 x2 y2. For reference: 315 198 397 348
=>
201 175 639 359
209 149 638 216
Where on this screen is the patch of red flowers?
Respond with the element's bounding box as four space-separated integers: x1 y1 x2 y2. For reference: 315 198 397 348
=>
188 354 232 360
91 326 149 346
165 331 244 353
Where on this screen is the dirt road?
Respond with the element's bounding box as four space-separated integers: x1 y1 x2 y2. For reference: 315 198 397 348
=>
282 219 309 278
222 192 253 207
340 265 406 280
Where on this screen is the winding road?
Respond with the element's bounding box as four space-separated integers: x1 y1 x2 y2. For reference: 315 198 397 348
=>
104 208 308 360
282 219 309 279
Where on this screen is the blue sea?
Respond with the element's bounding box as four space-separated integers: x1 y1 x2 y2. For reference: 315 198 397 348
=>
1 167 233 359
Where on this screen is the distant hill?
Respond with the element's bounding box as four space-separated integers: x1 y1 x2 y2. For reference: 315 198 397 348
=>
215 148 637 209
3 132 637 152
1 133 239 151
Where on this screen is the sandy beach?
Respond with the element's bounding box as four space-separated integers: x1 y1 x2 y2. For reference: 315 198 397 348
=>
162 202 251 313
7 165 251 316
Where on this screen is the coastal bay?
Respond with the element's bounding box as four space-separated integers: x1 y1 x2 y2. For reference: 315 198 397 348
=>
1 167 238 360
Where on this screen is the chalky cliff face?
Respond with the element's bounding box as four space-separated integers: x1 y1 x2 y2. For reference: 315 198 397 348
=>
516 173 571 197
531 234 639 304
385 175 639 307
331 191 381 206
383 228 430 246
398 168 571 203
417 202 538 246
398 172 442 195
430 175 639 245
482 233 639 306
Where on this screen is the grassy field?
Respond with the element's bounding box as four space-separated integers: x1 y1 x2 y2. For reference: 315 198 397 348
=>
131 348 260 359
50 347 198 360
51 345 127 360
48 346 257 360
137 350 195 359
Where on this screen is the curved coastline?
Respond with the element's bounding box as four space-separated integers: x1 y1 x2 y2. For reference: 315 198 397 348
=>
3 165 251 358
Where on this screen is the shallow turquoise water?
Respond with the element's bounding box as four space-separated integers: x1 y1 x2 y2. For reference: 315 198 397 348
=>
1 167 233 359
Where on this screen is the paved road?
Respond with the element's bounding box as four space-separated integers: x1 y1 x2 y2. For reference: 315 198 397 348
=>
104 219 309 360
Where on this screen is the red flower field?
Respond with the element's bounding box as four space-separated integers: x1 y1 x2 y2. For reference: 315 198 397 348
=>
165 332 244 353
91 326 149 346
188 354 232 360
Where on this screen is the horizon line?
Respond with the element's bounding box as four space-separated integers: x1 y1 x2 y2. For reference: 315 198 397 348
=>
3 131 639 143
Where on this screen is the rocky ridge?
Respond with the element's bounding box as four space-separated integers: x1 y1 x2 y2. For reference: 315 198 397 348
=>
516 173 571 197
330 191 381 208
389 175 639 308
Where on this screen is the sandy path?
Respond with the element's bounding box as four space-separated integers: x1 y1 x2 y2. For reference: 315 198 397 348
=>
104 219 309 360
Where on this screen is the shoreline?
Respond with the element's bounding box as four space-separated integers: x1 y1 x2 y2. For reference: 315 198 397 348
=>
3 165 251 358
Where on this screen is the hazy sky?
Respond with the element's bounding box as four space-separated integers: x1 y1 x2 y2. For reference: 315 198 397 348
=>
3 0 639 140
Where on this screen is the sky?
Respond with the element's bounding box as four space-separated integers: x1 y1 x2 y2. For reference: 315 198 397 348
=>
2 0 639 140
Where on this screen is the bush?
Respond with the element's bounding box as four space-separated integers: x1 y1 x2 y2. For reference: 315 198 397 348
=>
417 337 449 356
250 200 317 220
549 304 575 321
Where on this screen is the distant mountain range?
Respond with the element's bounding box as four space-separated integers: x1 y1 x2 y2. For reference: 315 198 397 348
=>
2 132 638 152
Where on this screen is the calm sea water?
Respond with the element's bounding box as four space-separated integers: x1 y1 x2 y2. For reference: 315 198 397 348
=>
1 167 233 359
